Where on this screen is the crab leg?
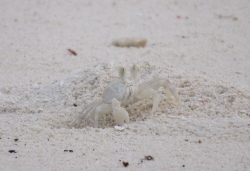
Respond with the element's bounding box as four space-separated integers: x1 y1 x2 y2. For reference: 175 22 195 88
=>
138 78 181 109
136 88 160 114
151 92 160 114
75 102 112 128
93 104 112 128
74 100 102 128
83 107 97 127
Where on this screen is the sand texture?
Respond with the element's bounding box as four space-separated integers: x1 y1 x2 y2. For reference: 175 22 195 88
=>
0 0 250 170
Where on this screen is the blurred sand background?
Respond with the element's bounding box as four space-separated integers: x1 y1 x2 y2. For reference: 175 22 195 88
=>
0 0 250 170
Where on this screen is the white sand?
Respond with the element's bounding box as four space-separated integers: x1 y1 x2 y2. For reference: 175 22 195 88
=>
0 0 250 170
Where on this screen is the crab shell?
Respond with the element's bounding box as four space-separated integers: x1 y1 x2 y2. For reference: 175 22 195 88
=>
103 79 137 106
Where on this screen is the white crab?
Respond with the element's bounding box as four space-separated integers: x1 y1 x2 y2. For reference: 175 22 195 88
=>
74 65 181 128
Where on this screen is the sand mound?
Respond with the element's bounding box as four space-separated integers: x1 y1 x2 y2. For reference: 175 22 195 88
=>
1 61 249 131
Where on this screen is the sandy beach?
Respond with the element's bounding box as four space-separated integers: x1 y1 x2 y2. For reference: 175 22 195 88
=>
0 0 250 170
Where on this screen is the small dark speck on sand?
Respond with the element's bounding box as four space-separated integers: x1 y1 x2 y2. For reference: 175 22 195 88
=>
68 49 77 56
9 150 17 153
145 155 154 160
122 161 129 167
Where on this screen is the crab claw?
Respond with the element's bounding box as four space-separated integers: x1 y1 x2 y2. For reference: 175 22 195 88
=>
111 98 130 126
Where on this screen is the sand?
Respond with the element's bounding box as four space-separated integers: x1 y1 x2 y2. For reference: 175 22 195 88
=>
0 0 250 170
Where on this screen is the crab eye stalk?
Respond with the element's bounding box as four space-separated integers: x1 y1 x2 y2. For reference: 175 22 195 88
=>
130 65 138 80
119 67 126 83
